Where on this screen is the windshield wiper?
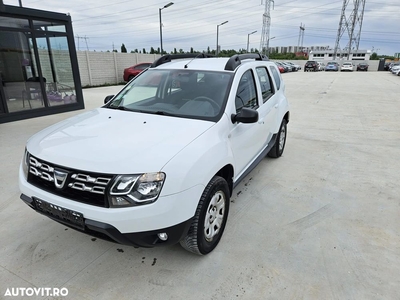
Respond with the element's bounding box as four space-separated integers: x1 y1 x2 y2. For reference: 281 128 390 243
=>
108 106 177 116
138 110 177 116
107 106 135 111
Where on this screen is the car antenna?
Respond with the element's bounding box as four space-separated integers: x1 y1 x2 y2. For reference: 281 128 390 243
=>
184 53 207 69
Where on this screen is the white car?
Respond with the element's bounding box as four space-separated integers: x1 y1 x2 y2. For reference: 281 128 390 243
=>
341 62 354 71
19 53 290 255
391 65 400 75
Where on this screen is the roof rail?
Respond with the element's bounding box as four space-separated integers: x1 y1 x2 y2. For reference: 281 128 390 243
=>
224 53 269 71
151 53 214 68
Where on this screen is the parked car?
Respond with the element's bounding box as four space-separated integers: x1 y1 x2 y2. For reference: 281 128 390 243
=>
384 62 392 71
281 62 296 72
388 63 400 72
356 62 369 71
285 62 301 71
275 61 289 73
341 62 354 72
304 60 318 72
123 62 152 81
325 61 340 71
391 65 400 75
317 62 326 71
19 53 290 255
275 62 285 73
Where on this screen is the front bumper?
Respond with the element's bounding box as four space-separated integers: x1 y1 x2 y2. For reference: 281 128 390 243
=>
20 193 193 247
19 163 204 247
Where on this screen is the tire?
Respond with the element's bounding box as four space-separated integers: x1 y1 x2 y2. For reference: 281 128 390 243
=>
268 119 287 158
180 176 230 255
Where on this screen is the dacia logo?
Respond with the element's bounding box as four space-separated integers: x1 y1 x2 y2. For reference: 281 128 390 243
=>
54 169 68 189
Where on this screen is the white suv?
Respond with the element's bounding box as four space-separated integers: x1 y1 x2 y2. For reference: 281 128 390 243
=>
19 54 290 255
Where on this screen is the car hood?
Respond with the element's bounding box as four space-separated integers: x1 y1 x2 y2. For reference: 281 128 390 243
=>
27 108 214 174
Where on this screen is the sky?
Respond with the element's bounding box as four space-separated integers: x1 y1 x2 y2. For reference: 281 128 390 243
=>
4 0 400 56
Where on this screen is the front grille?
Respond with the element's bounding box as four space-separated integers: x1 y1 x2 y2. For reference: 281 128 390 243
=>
27 155 114 207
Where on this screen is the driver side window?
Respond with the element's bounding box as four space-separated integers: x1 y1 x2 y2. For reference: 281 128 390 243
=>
235 70 258 114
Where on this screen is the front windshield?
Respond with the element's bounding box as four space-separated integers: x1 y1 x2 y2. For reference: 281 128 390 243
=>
107 69 233 121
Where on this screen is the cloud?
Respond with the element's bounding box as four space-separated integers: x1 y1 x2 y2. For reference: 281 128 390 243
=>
4 0 399 55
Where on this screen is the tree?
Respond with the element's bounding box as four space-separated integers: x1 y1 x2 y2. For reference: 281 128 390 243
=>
150 47 155 54
370 52 378 60
121 43 127 53
174 48 177 54
142 48 146 54
190 47 194 54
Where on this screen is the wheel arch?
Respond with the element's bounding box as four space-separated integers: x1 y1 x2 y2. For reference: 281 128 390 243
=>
284 111 290 124
215 164 234 196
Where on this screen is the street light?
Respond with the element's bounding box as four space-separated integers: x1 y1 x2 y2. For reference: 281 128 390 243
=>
159 2 174 55
247 30 257 53
216 21 228 56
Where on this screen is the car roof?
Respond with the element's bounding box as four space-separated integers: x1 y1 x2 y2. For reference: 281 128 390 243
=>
150 54 272 72
154 58 231 72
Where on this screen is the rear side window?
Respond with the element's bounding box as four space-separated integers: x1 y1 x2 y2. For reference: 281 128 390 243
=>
270 66 281 90
255 67 274 103
235 70 258 113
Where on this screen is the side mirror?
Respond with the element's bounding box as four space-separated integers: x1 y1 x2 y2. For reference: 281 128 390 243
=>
104 95 114 104
231 107 259 124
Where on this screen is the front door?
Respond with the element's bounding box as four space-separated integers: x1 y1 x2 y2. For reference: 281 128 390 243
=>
229 69 266 180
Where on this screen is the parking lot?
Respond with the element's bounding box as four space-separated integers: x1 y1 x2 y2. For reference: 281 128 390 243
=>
1 71 399 299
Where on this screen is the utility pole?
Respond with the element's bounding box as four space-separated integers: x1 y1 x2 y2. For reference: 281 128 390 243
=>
82 36 89 51
333 0 366 60
259 0 274 56
75 35 90 51
297 23 305 53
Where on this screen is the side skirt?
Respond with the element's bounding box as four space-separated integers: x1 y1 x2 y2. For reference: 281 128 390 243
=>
233 133 277 189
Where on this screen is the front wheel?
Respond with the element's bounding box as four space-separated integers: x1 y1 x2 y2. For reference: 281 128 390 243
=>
180 176 230 255
268 119 287 158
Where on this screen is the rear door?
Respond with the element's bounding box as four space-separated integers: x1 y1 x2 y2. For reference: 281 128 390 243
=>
254 65 278 147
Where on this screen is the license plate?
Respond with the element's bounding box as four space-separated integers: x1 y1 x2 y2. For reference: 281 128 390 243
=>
34 198 85 230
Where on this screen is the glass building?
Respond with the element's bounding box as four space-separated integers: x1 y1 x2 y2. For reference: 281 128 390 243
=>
0 3 83 123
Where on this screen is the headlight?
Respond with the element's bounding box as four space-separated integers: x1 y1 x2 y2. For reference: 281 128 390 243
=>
22 149 30 179
108 172 165 207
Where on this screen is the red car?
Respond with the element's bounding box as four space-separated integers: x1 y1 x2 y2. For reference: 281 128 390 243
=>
274 63 285 73
123 62 152 81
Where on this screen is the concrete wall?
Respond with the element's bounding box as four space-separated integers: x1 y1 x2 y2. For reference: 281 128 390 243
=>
74 52 383 87
76 52 161 86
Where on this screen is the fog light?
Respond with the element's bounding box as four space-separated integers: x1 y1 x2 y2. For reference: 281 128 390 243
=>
157 233 168 241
